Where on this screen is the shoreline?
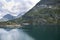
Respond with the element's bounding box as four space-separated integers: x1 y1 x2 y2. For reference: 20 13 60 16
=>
0 24 22 28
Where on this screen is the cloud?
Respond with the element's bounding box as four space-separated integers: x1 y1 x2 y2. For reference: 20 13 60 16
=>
0 0 40 21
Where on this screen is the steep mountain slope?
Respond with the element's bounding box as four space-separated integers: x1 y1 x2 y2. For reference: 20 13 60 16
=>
0 0 60 25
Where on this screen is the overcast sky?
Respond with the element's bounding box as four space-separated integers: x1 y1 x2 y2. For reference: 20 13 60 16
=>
0 0 40 21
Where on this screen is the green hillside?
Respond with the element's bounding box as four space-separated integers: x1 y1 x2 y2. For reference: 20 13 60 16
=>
0 0 60 25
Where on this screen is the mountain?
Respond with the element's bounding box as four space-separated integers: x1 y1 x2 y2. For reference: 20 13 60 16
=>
21 0 60 24
0 0 60 25
38 0 60 5
3 14 15 20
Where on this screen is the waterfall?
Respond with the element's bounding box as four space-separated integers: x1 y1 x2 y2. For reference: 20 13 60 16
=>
0 28 34 40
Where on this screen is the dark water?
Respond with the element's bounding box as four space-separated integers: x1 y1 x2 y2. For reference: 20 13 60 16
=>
0 25 60 40
22 25 60 40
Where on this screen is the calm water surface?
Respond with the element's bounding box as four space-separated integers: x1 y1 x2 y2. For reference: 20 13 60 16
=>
0 25 59 40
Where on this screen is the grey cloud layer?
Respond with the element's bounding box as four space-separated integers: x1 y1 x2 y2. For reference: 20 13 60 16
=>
0 0 40 21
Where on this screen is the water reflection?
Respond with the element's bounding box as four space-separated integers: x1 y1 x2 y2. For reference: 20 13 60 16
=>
0 28 34 40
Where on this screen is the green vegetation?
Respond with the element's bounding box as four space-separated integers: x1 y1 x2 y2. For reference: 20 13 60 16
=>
0 7 59 25
0 1 60 25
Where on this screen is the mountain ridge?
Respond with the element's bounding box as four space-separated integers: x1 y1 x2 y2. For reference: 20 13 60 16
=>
0 0 60 25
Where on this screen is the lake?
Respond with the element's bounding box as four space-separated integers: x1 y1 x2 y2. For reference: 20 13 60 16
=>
0 25 59 40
